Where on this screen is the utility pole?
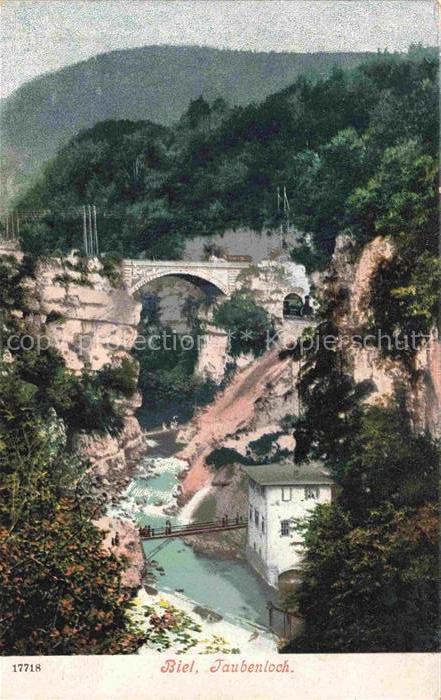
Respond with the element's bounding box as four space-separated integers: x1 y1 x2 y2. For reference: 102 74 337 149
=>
82 204 99 257
278 185 290 251
283 186 290 228
93 205 99 257
83 205 88 256
277 186 282 214
87 205 93 257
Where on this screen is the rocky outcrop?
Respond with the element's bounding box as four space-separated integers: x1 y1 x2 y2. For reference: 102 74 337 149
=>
183 465 248 559
176 347 298 500
77 410 146 502
27 256 146 475
324 235 440 436
23 254 147 585
324 235 401 403
236 259 310 324
414 334 441 437
94 515 146 590
32 257 141 371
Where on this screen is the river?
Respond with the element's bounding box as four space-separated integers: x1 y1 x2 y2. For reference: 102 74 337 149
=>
110 430 276 636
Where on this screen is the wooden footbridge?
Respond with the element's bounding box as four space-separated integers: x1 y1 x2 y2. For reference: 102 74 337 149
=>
139 515 246 541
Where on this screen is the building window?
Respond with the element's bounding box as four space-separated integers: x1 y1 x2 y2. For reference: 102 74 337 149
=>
249 505 253 521
281 520 290 537
305 486 320 500
282 486 292 501
254 508 259 527
261 516 265 534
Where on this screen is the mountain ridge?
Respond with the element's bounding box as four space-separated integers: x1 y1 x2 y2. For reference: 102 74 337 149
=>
1 44 382 205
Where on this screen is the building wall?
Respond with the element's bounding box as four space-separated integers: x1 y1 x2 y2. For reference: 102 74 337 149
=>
266 483 332 576
247 481 268 563
246 479 332 587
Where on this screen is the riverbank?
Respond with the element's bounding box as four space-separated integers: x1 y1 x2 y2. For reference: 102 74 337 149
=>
107 430 281 647
133 588 278 655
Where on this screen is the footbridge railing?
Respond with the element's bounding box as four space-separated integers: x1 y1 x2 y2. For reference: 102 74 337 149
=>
139 515 246 541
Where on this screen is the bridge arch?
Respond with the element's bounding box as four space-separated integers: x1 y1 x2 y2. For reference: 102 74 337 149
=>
128 270 230 297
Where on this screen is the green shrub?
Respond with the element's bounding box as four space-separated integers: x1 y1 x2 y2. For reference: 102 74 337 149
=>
45 310 65 324
100 254 122 286
213 291 273 357
290 242 328 274
248 431 282 457
206 447 251 469
97 358 138 397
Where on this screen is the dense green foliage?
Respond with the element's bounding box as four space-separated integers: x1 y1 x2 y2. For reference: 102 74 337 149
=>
134 319 218 428
275 47 439 648
0 256 144 654
282 222 439 652
206 430 289 469
12 346 136 436
206 447 251 470
213 291 273 357
284 404 439 653
288 319 374 476
281 253 439 652
15 49 439 368
2 45 380 207
15 48 437 265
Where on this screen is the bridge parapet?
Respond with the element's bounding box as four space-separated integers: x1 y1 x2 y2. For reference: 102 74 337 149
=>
121 259 250 296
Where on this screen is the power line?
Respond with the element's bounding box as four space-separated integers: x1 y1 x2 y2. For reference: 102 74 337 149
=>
82 204 99 257
1 204 101 255
2 212 19 242
0 208 127 220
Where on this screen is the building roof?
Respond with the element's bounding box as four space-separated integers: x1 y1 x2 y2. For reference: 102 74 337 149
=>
241 461 333 486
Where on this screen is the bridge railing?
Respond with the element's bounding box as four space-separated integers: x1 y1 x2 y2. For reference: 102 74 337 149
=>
139 515 245 539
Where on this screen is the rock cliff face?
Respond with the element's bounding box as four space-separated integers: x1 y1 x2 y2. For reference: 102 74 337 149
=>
94 516 146 589
324 235 440 436
26 256 146 588
176 347 299 500
414 337 441 437
27 257 145 481
235 259 310 324
183 465 248 560
178 234 440 563
32 258 141 371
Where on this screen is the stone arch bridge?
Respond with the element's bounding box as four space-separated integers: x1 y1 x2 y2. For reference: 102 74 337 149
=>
121 259 251 296
121 258 312 337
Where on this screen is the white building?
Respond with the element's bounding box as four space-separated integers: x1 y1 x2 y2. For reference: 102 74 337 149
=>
241 462 333 587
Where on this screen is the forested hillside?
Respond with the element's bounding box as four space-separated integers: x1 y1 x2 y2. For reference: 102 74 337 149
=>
2 44 439 655
16 46 437 270
1 44 378 204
